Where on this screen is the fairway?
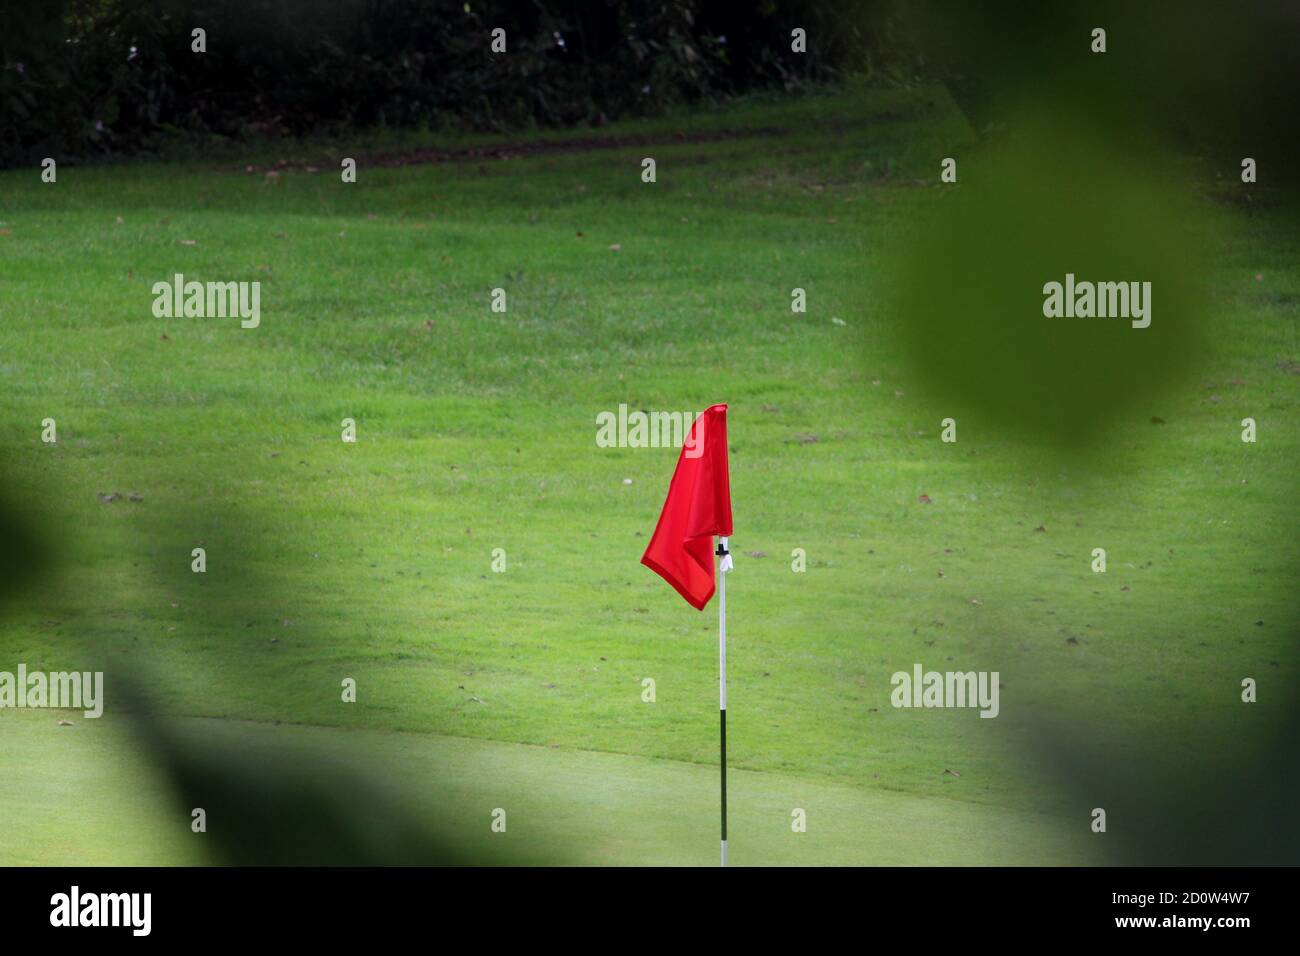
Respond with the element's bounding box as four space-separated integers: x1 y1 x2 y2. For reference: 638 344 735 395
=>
1 82 1296 866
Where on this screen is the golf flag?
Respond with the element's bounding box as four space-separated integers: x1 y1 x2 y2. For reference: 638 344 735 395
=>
641 402 735 865
640 403 733 609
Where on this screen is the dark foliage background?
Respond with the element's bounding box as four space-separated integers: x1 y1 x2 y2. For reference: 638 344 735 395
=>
0 0 910 166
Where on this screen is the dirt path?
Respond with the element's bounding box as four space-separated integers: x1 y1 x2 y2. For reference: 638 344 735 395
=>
236 125 784 174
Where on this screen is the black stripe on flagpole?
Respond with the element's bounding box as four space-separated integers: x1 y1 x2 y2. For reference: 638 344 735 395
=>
720 708 727 842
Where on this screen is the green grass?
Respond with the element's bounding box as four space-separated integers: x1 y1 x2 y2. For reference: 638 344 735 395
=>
0 708 1097 866
0 81 1295 864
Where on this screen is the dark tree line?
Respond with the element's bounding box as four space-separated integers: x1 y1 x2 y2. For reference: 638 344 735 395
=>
0 0 912 166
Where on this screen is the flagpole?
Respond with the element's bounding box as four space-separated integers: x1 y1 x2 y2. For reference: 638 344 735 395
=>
717 536 731 867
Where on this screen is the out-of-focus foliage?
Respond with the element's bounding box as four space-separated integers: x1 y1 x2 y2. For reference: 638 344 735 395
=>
0 0 918 166
898 0 1300 185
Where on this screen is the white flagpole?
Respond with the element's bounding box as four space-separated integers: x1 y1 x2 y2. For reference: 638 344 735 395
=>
717 535 732 867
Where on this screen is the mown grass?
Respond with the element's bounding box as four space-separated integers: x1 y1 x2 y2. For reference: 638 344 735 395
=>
0 80 1294 864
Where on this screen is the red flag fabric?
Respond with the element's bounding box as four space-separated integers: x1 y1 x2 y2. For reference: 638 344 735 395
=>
641 403 733 610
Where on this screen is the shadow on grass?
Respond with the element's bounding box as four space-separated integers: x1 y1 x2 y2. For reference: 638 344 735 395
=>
0 462 552 865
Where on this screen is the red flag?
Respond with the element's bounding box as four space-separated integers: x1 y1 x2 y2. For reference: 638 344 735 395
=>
641 404 733 610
